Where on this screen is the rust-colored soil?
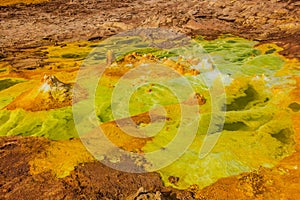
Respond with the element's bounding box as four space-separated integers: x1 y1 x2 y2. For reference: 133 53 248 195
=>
0 136 195 200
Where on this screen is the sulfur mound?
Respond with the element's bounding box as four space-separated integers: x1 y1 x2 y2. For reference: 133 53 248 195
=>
5 75 75 111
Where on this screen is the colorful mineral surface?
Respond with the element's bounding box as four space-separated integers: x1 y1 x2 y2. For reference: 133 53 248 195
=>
1 0 300 199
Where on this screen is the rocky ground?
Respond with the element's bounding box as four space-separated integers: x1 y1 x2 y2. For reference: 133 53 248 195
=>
0 136 196 199
1 0 300 199
1 0 300 70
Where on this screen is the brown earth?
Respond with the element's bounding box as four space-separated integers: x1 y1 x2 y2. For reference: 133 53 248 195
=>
0 0 300 71
1 0 300 199
0 136 195 200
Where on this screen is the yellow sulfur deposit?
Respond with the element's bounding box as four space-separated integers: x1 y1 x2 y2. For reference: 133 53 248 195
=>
0 0 49 6
29 139 95 178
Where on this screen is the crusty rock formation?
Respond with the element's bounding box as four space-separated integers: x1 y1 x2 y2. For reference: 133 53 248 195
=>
5 74 74 111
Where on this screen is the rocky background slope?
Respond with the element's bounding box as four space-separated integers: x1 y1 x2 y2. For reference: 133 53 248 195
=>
1 0 300 70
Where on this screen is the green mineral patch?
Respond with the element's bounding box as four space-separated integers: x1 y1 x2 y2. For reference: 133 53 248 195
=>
143 77 295 189
42 41 95 69
0 78 24 91
0 78 31 109
196 36 285 77
95 74 207 123
0 107 77 140
225 77 271 111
